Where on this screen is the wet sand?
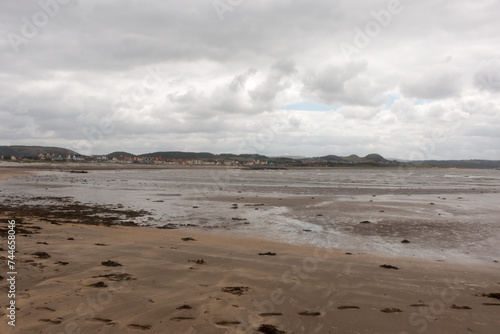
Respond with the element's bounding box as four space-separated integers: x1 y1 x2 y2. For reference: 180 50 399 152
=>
2 165 500 265
1 167 500 333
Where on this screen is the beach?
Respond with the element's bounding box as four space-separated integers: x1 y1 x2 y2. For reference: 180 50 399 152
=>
1 165 500 333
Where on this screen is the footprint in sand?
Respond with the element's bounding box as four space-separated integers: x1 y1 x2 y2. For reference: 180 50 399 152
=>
39 319 62 324
298 311 321 316
35 307 56 312
380 308 403 313
216 321 241 326
89 318 115 325
127 324 152 330
91 318 113 322
92 273 135 281
170 317 196 322
337 306 360 310
258 312 283 316
450 304 472 310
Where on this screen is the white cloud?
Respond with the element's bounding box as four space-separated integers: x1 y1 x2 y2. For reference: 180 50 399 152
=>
0 0 499 159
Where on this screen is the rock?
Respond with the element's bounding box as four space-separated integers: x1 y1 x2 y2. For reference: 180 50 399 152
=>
89 281 107 288
32 252 50 259
258 324 286 334
221 286 249 296
157 224 178 229
380 264 399 270
101 260 122 267
401 239 410 243
483 293 500 299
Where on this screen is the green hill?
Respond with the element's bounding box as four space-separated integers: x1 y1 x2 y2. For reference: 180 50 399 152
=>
107 151 136 158
0 145 77 158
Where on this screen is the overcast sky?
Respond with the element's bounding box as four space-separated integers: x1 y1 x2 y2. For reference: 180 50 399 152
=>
1 0 499 159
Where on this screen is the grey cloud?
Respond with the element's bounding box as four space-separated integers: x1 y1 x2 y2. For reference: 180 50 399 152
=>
401 66 462 100
301 61 385 106
1 0 499 159
249 59 298 103
474 59 500 93
229 69 257 92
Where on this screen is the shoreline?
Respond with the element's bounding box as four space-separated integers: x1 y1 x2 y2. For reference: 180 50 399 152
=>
2 161 499 172
1 218 499 333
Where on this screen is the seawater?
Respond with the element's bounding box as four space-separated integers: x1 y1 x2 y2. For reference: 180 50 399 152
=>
3 167 500 264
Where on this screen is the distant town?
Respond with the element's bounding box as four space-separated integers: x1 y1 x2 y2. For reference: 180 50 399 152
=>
1 146 500 169
2 153 269 166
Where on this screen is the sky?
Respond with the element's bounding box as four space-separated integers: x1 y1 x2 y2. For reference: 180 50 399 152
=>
1 0 500 160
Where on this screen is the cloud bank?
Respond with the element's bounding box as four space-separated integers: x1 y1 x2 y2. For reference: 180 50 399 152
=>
1 0 499 159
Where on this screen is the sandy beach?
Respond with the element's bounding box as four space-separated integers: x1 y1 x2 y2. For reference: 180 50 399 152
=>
1 167 500 333
0 169 32 182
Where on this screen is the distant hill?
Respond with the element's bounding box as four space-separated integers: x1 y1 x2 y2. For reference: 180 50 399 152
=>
412 160 500 169
139 151 268 161
0 145 77 158
364 153 386 162
140 151 216 159
2 145 499 169
315 153 389 164
107 151 136 158
319 155 343 162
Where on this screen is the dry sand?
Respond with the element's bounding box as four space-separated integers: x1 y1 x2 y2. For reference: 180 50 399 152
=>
0 169 32 182
1 219 499 334
1 168 500 333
